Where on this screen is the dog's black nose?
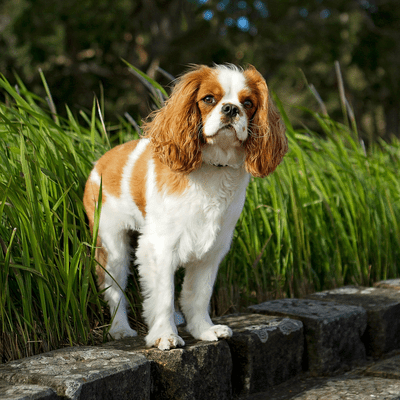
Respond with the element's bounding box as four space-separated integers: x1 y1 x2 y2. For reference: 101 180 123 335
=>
222 103 240 117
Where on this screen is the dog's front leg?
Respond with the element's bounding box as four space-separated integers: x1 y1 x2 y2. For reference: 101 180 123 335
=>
136 235 185 350
180 249 233 342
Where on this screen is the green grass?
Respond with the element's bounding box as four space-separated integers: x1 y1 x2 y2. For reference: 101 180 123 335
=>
215 101 400 312
1 71 400 362
0 75 139 362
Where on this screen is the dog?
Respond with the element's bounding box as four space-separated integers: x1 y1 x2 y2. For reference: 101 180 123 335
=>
83 64 288 350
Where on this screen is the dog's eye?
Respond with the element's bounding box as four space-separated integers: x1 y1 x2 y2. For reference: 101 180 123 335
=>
203 95 216 105
243 99 253 109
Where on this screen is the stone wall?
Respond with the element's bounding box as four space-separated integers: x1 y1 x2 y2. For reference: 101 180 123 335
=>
0 279 399 400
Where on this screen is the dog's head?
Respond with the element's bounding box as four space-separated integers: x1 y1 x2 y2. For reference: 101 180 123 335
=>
143 64 288 177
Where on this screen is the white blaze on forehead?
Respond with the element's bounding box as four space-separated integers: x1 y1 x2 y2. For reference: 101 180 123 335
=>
216 66 247 101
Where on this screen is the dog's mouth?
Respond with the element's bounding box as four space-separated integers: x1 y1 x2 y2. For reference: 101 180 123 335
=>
202 130 246 168
205 124 242 142
212 123 234 134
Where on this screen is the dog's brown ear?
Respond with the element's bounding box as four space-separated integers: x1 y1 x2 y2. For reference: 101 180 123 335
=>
143 66 211 174
244 66 288 178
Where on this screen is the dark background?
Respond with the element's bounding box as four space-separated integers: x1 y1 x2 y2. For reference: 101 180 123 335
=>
1 0 399 143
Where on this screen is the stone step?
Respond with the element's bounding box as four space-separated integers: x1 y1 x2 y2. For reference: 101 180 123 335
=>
307 286 400 357
101 332 233 400
0 315 303 400
0 347 151 400
248 298 367 374
241 373 400 400
213 314 304 397
374 279 400 290
365 354 400 380
0 378 58 400
241 352 400 400
1 281 399 399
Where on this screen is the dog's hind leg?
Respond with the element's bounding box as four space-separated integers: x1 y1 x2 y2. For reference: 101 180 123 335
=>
99 228 137 339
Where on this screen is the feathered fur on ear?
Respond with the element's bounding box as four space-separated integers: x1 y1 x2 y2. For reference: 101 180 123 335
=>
244 66 288 178
142 66 211 174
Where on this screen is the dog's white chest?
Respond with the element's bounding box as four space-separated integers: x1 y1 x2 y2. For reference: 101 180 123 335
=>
142 164 249 264
176 166 248 262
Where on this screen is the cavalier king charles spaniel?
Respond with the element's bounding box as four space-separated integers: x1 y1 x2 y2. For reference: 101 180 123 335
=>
83 64 288 350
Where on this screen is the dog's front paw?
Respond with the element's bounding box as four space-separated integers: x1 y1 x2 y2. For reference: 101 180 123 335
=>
109 324 138 340
147 333 185 350
199 324 233 341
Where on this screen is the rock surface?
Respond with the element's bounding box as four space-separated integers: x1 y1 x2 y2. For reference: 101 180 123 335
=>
0 346 150 400
2 281 400 400
242 374 400 400
0 378 58 400
374 279 400 290
214 314 304 396
248 299 367 374
366 354 400 379
102 332 232 400
308 286 400 356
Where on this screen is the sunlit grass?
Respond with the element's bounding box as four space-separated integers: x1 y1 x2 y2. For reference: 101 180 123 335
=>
0 75 138 362
1 70 399 362
215 97 400 312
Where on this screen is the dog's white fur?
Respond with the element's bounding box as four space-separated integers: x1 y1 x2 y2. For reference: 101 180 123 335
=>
83 64 288 350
